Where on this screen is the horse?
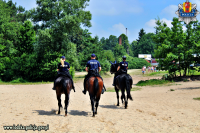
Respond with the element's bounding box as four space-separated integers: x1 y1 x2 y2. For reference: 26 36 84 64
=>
85 76 103 117
110 61 133 109
55 76 72 116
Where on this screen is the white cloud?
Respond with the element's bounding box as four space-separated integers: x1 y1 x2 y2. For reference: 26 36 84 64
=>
110 23 130 36
144 18 187 33
86 0 143 16
160 5 177 18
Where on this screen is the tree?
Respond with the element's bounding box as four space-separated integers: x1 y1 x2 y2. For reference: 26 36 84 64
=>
102 35 118 51
152 17 197 77
136 33 156 56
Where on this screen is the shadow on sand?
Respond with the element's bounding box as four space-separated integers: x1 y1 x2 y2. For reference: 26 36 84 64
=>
179 87 200 90
68 110 89 116
33 109 60 116
100 104 124 109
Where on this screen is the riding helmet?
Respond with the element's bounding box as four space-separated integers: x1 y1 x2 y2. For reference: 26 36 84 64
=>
122 56 126 59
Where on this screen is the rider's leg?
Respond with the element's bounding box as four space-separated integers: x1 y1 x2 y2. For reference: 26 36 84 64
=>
68 74 75 92
83 74 89 94
52 75 59 90
98 74 106 94
112 74 117 86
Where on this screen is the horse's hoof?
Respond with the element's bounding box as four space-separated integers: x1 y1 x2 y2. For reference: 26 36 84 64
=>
116 104 119 106
58 112 60 114
65 114 67 117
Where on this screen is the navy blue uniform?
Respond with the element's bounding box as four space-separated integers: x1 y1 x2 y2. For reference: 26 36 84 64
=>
57 62 70 72
86 59 101 71
120 61 128 71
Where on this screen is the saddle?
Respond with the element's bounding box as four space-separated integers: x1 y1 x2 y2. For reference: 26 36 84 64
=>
57 71 71 79
86 69 101 81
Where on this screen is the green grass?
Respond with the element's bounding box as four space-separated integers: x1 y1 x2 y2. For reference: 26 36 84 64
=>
136 79 173 86
193 97 200 101
170 89 175 91
146 71 168 76
106 87 142 92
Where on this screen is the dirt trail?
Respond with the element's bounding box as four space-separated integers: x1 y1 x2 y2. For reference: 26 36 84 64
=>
0 70 200 133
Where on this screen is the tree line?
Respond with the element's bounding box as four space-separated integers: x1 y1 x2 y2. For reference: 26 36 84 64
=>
0 0 154 82
2 0 199 82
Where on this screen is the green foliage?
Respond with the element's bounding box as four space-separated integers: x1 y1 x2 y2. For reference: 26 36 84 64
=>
69 66 75 80
152 17 198 77
136 79 173 86
136 33 156 56
11 78 27 83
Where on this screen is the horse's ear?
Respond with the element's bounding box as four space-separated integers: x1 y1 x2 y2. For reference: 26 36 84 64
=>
109 61 113 64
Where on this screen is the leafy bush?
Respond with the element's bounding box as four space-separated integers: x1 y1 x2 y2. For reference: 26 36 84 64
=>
11 78 27 83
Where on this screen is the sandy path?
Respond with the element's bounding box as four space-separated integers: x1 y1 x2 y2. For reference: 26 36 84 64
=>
0 72 200 133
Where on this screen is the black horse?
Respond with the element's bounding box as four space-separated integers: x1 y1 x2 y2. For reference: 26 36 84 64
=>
55 76 72 116
110 61 133 109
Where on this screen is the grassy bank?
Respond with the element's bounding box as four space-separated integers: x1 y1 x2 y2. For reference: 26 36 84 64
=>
136 79 173 86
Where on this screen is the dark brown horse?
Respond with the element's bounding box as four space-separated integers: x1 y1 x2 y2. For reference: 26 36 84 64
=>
85 77 103 117
110 61 133 109
55 76 72 116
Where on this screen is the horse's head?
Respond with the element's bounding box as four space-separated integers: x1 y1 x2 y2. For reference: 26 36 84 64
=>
110 61 119 74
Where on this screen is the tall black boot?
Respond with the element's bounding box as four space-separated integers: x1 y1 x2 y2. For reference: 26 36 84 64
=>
72 80 75 92
112 78 116 86
82 79 87 94
52 81 56 90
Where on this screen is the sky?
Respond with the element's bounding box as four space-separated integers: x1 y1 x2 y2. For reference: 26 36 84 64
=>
7 0 200 43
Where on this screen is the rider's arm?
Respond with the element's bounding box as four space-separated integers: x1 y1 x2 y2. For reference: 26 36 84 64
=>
57 69 59 71
99 67 101 72
85 67 88 72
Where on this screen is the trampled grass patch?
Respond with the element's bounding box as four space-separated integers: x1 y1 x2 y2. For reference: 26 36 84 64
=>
106 87 142 92
193 97 200 101
136 79 173 86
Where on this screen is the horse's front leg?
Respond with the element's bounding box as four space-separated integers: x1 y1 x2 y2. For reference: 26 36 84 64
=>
115 87 120 106
90 95 95 117
57 94 62 114
64 94 69 117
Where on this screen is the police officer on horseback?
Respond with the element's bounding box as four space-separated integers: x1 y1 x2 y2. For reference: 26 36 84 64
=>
113 56 128 86
52 56 75 92
82 53 106 94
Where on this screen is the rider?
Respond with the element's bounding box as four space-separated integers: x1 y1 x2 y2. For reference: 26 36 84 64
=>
82 53 106 94
52 56 75 92
112 56 128 86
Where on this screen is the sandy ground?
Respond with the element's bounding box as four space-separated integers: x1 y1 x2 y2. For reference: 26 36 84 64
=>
0 70 200 133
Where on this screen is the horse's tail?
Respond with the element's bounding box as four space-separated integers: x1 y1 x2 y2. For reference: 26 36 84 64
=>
61 78 67 94
125 75 131 97
94 77 99 96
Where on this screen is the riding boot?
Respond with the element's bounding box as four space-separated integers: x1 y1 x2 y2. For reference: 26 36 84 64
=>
71 79 76 92
103 84 106 91
112 78 116 86
82 79 87 94
52 80 56 90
